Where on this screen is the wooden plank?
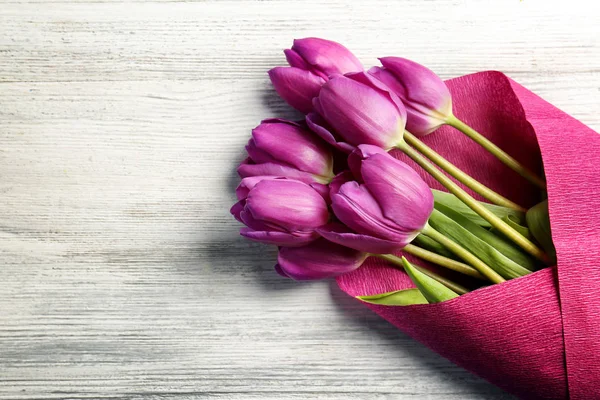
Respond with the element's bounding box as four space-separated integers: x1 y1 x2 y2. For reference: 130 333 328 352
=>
0 1 598 82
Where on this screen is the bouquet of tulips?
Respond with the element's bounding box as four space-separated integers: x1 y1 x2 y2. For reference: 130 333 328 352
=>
231 38 600 400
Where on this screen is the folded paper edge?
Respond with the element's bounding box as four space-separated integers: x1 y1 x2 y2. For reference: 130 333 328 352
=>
336 69 587 399
507 73 600 400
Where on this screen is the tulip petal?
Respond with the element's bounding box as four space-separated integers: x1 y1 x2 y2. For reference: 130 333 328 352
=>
261 117 305 127
329 171 354 197
284 48 329 81
315 75 405 149
347 144 388 181
237 159 320 185
306 111 355 153
360 152 434 231
309 182 331 203
378 57 452 113
317 223 406 254
346 71 408 122
369 66 443 136
246 179 329 230
245 138 278 165
235 175 283 200
373 58 453 136
239 208 282 232
291 38 363 76
331 181 417 243
276 237 368 280
230 200 245 222
268 67 325 114
233 178 330 247
250 119 334 177
284 49 311 70
241 227 318 247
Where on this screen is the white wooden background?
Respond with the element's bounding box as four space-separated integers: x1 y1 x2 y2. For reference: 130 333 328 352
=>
0 1 598 399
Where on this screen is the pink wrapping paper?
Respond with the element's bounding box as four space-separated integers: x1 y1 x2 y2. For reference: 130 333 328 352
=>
336 71 600 400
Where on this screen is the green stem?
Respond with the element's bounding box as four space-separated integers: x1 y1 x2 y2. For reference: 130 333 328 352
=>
402 131 526 212
375 253 470 295
396 138 550 264
446 115 547 189
422 224 506 284
403 244 486 280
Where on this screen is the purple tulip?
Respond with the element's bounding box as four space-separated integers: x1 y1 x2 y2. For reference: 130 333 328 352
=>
285 37 363 78
328 170 354 198
347 144 388 181
269 38 363 113
275 238 368 280
306 72 407 153
369 57 452 136
268 68 326 114
231 177 330 247
317 145 433 253
235 175 330 205
238 119 334 184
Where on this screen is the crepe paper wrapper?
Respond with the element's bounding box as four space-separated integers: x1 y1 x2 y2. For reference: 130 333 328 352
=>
337 71 600 400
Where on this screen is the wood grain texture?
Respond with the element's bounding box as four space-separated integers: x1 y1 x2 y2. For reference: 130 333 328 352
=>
0 0 598 398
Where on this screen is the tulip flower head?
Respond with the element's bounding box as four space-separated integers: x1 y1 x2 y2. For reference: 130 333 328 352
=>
268 68 326 114
269 38 363 114
317 145 434 254
369 57 452 137
306 72 407 153
285 37 364 79
276 238 368 280
371 58 548 189
238 119 335 184
231 177 330 247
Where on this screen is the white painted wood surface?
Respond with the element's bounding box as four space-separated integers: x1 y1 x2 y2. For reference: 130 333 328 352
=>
0 1 598 398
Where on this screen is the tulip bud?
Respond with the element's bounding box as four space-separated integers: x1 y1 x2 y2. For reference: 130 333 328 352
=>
369 57 452 136
268 67 326 114
317 145 433 253
275 238 368 280
306 72 407 152
285 37 363 78
231 177 330 247
347 144 388 181
238 119 334 184
269 38 363 113
328 170 354 198
372 58 547 189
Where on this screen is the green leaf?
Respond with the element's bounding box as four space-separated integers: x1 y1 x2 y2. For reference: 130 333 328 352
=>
357 289 428 306
526 200 557 263
412 234 458 260
432 189 526 228
490 215 535 242
434 202 539 272
428 208 534 279
503 214 533 240
401 257 459 303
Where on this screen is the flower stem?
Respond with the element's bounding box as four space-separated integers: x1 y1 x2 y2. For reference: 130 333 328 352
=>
403 131 526 211
422 224 505 284
446 115 547 189
403 244 486 280
374 253 470 295
396 138 550 264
